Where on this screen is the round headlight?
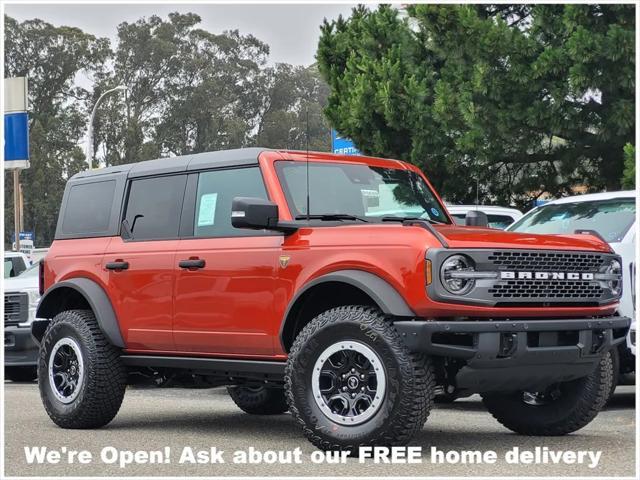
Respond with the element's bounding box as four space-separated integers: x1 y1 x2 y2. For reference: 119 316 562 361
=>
440 254 475 295
605 259 622 296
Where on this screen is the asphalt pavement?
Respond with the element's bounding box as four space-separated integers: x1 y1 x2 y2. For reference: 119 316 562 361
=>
3 381 636 477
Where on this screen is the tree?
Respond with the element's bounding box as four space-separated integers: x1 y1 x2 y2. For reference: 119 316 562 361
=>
253 63 331 151
621 143 635 189
93 13 331 163
317 4 635 207
4 15 110 246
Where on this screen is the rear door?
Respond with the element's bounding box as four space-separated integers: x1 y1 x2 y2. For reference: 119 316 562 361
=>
104 174 187 351
173 166 281 356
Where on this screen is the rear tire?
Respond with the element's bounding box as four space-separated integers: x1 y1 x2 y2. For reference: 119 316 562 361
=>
285 306 435 451
5 366 37 382
227 386 288 415
38 309 127 429
482 352 613 436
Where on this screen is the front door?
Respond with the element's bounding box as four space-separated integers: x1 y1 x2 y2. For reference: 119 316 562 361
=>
173 167 281 356
104 173 187 352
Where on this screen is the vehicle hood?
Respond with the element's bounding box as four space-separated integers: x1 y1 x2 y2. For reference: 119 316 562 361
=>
4 274 38 293
433 225 613 252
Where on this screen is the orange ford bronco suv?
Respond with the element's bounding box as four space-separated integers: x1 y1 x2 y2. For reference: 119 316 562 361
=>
33 148 630 451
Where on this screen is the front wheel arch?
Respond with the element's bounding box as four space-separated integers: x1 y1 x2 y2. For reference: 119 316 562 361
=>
279 270 415 352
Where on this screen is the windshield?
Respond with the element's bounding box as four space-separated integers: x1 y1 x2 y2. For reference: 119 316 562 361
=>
508 198 636 243
275 161 450 223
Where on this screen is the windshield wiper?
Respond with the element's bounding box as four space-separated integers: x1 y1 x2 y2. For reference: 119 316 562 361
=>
295 214 369 223
381 215 445 225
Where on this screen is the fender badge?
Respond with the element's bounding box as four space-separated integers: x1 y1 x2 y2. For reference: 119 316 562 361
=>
279 255 291 269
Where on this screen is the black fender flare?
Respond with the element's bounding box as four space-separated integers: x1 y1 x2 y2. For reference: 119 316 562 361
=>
279 269 415 350
34 278 125 348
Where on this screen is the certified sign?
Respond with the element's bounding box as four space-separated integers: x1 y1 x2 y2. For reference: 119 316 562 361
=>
331 130 360 156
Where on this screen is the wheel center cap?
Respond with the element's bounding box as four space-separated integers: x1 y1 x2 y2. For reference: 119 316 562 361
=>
70 365 77 376
347 375 359 389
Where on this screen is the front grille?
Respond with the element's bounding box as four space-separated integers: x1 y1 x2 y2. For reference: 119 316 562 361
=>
4 293 28 327
486 251 610 303
489 279 603 299
427 248 621 307
488 251 606 272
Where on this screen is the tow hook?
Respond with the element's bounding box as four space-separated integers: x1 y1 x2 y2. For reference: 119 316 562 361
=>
498 333 518 358
591 330 605 353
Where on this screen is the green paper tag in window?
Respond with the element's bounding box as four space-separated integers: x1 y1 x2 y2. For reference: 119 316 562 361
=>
197 193 218 227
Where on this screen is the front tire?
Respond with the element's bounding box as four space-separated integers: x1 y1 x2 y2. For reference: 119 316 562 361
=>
38 309 127 429
285 306 435 451
227 386 288 414
482 352 613 436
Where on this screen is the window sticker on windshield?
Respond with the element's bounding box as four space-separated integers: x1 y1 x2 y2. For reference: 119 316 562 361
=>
431 207 440 217
197 193 218 227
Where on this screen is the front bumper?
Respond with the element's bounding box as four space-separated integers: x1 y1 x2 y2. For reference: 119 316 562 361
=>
4 326 39 366
394 316 630 394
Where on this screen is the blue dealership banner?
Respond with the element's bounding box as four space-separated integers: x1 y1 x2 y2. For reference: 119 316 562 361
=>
331 130 361 156
4 111 29 162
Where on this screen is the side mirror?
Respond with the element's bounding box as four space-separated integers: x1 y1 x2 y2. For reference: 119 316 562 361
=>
231 197 298 234
232 197 279 230
465 210 488 227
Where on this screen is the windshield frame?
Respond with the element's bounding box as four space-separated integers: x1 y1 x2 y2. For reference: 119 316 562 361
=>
507 197 636 243
274 160 453 225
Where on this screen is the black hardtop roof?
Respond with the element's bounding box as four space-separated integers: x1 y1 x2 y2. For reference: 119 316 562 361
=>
70 147 272 181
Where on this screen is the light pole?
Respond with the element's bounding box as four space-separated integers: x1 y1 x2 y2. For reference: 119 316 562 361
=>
86 85 127 170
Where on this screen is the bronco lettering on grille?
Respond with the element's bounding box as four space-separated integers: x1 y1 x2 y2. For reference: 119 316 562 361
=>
500 271 595 280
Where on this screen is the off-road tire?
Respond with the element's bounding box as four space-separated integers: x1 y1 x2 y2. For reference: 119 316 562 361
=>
38 309 127 428
606 348 620 403
227 386 288 414
5 366 37 382
285 306 435 451
482 352 613 436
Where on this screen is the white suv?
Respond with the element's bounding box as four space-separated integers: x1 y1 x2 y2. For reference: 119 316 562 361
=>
507 191 636 381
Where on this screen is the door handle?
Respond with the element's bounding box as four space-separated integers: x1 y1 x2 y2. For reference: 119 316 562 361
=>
179 258 206 269
106 261 129 271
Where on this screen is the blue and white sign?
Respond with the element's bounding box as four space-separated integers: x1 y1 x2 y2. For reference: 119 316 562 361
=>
5 112 29 161
11 231 34 243
4 77 30 169
331 129 361 156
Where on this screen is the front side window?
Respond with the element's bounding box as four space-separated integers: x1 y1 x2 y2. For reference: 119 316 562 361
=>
193 167 269 237
275 161 450 223
508 198 636 243
125 175 187 240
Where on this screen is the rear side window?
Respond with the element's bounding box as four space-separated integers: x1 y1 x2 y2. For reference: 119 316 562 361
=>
125 175 187 240
61 180 116 235
193 167 268 238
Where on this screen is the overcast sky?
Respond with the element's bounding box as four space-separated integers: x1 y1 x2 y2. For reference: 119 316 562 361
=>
5 3 360 66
